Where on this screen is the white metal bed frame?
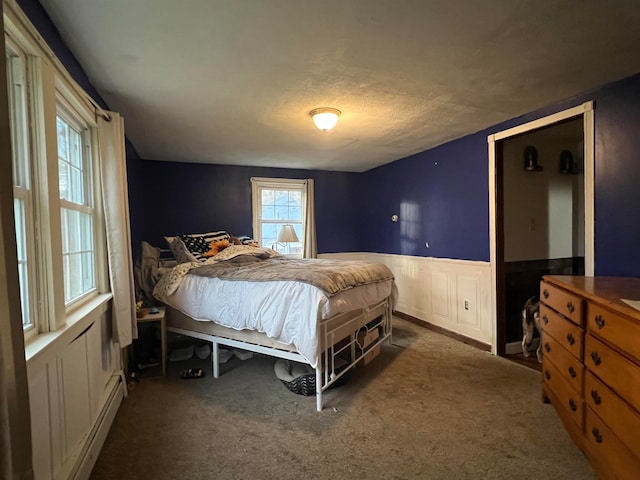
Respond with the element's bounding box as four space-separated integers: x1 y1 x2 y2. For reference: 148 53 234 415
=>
166 296 393 411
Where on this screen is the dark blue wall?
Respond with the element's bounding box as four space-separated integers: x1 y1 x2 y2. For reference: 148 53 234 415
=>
359 135 490 260
359 74 640 276
591 75 640 276
133 161 360 254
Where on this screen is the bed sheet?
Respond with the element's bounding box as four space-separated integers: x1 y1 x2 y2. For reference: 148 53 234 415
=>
163 274 396 368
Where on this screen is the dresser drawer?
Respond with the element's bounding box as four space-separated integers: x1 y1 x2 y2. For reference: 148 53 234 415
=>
540 304 584 360
585 334 640 412
587 303 640 363
541 331 584 394
543 359 584 429
585 408 640 480
585 371 640 459
540 281 583 326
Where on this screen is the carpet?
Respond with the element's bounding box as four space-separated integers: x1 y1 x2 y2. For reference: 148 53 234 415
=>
90 317 596 480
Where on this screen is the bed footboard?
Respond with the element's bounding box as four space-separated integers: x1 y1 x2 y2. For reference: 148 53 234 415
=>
315 297 392 411
165 296 393 411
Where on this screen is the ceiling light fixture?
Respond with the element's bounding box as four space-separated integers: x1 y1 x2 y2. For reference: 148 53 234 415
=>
309 107 341 132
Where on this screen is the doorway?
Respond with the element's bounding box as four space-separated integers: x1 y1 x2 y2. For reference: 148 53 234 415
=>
487 102 595 364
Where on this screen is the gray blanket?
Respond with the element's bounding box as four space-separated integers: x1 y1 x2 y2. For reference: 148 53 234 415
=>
189 256 394 297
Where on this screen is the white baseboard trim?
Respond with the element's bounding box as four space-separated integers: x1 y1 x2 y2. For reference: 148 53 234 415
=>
505 338 540 355
68 373 126 480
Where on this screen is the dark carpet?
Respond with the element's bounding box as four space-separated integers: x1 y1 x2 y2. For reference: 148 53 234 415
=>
90 317 595 480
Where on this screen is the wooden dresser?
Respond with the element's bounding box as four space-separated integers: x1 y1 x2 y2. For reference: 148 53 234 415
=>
539 275 640 479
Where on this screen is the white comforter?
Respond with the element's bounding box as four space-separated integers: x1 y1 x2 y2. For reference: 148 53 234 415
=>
162 273 395 368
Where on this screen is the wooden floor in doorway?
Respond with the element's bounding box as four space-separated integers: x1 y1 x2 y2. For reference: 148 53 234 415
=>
504 353 542 372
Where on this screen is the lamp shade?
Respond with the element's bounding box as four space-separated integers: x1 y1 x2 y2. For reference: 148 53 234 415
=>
277 224 299 243
309 107 341 132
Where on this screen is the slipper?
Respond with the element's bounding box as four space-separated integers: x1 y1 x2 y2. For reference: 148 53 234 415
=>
180 368 205 379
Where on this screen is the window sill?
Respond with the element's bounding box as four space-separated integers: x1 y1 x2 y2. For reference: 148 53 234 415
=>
25 292 113 370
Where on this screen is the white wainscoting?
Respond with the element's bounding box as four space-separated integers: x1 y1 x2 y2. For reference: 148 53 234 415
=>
320 253 493 347
26 305 125 480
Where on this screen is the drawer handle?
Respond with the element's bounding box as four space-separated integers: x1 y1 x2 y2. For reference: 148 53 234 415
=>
568 399 577 411
543 289 549 299
542 314 549 325
568 366 576 378
592 428 603 443
544 370 551 380
544 342 551 353
590 351 602 366
594 315 606 329
566 333 575 346
591 390 602 405
566 301 575 313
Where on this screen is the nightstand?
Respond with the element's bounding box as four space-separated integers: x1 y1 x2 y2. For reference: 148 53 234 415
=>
136 306 167 376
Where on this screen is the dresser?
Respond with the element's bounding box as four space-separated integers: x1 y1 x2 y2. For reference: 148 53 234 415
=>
540 275 640 480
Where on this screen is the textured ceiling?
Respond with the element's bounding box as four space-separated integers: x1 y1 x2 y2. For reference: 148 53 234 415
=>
39 0 640 172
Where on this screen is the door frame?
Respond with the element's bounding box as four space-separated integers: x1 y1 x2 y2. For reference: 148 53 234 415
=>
487 101 595 355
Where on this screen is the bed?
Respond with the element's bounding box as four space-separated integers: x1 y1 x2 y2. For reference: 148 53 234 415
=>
142 237 397 411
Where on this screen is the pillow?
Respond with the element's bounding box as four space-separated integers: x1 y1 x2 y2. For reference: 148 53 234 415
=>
178 234 209 255
193 230 230 245
164 236 200 264
179 230 230 260
236 235 260 246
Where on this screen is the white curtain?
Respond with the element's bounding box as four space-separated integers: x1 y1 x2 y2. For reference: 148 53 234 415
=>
303 178 317 258
98 111 137 347
0 275 33 480
1 132 34 480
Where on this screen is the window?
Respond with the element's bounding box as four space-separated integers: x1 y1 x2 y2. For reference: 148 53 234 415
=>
251 178 306 256
4 24 105 338
6 42 36 334
5 4 113 344
57 112 96 304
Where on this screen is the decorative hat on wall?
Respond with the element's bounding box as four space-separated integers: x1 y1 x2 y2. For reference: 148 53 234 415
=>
524 145 543 171
559 149 575 174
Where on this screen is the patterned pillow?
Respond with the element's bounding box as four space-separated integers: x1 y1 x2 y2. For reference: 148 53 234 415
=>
201 230 230 245
164 236 199 264
177 231 231 261
179 234 209 255
236 235 259 246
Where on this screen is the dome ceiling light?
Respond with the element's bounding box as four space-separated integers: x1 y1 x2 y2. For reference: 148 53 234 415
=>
309 107 341 132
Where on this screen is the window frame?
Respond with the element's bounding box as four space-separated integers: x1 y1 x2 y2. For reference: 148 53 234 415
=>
251 177 306 257
4 8 109 337
6 37 38 338
56 97 99 309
